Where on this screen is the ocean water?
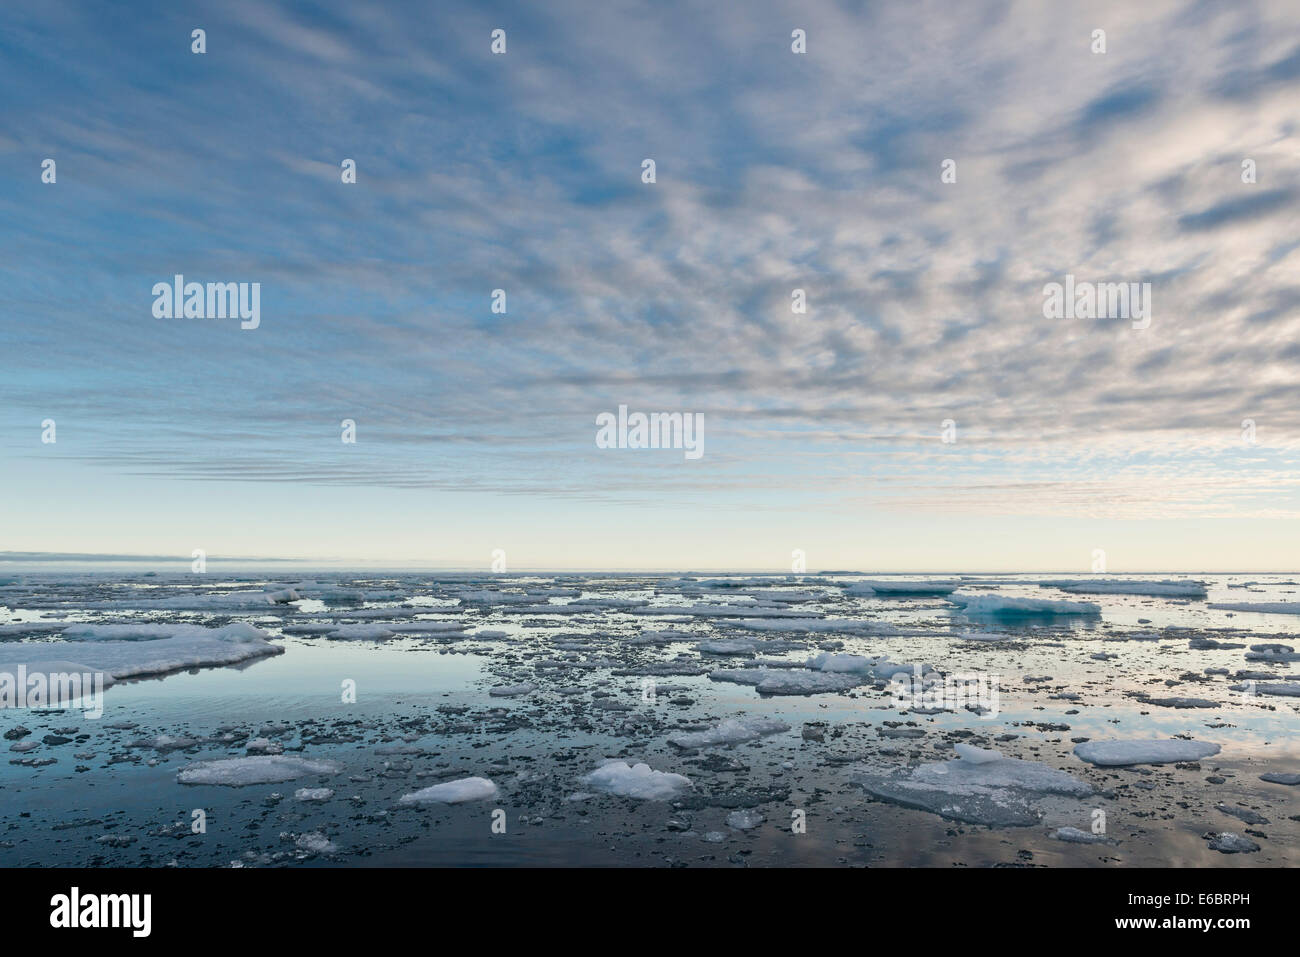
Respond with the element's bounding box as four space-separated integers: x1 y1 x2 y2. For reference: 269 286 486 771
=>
0 571 1297 867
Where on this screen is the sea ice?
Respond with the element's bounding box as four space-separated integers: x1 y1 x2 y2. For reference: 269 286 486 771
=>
1073 739 1221 766
581 760 692 800
667 717 790 749
950 595 1101 617
1206 832 1259 854
488 682 536 697
853 745 1092 827
177 755 341 786
399 777 499 804
1052 826 1115 844
0 622 282 684
1043 579 1207 598
1209 602 1300 615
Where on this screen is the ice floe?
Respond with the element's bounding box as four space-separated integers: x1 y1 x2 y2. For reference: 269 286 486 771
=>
852 744 1093 827
581 760 692 800
0 622 282 684
1042 579 1207 598
177 755 341 786
667 717 790 749
950 595 1101 617
399 777 499 804
1072 739 1221 766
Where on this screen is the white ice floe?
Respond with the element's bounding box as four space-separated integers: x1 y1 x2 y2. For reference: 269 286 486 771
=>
806 652 876 673
1209 601 1300 615
949 594 1101 616
696 639 757 656
72 590 301 611
1042 579 1207 598
716 618 890 634
385 620 470 633
294 787 334 802
1052 826 1115 844
1073 739 1221 766
855 580 959 595
325 624 397 641
581 760 692 800
293 832 337 855
0 622 282 684
629 604 815 618
488 682 536 697
726 809 764 830
399 776 499 804
1232 681 1300 697
1206 832 1259 854
852 745 1093 827
708 667 863 695
177 755 341 786
667 717 790 749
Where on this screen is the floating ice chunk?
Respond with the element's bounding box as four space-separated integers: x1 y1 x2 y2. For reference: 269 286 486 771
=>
630 605 815 619
60 621 268 642
1043 579 1207 598
856 580 959 596
696 639 757 656
293 832 337 855
667 717 790 749
853 749 1092 827
1206 832 1259 854
488 682 536 697
760 671 861 695
726 809 764 830
1052 826 1115 844
959 631 1007 642
177 755 341 786
325 624 397 641
807 652 875 673
950 595 1101 617
581 760 691 800
0 623 281 684
953 743 1002 765
1073 739 1221 766
717 618 891 634
1209 602 1300 615
400 776 499 804
1260 772 1300 786
385 621 470 634
294 787 334 802
626 630 691 646
1233 682 1300 697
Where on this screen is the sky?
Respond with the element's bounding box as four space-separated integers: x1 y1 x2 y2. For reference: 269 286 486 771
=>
2 0 1299 573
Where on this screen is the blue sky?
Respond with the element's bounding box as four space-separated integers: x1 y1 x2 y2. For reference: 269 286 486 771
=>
2 0 1300 571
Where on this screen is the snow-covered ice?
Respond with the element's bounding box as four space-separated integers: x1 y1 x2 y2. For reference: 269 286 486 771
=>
1073 739 1221 766
581 760 692 800
177 755 341 786
667 717 790 749
399 777 500 804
